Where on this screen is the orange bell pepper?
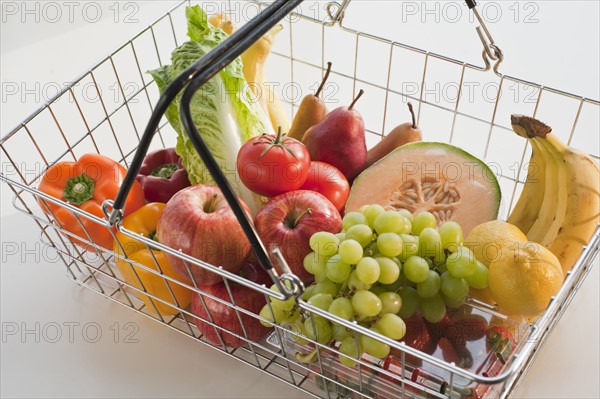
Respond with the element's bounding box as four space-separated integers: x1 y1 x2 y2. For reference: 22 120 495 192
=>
114 203 193 316
38 153 145 251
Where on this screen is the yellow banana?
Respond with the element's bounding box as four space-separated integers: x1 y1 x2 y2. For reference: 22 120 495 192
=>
509 115 600 274
507 140 547 233
544 133 600 273
209 14 291 133
521 137 562 244
534 137 568 246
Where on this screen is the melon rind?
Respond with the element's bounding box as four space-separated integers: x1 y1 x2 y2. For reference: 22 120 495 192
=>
346 142 501 236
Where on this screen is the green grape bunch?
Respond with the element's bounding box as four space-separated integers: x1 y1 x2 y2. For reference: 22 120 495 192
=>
259 206 490 368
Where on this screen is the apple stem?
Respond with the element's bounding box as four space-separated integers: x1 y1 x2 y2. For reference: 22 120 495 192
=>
315 62 332 98
292 208 312 228
204 193 219 213
407 102 417 129
348 89 364 110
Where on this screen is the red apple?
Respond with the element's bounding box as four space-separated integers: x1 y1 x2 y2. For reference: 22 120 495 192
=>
191 261 270 348
254 190 342 284
157 185 251 286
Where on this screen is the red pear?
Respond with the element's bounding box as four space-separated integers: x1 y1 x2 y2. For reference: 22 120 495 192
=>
302 90 367 181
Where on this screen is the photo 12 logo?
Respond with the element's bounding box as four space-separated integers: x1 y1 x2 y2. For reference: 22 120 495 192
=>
400 1 540 24
1 321 139 344
1 2 139 24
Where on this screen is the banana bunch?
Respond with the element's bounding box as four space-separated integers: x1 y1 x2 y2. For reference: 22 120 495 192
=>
508 115 600 274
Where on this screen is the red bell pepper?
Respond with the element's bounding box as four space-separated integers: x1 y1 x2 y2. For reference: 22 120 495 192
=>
136 148 190 203
37 153 145 251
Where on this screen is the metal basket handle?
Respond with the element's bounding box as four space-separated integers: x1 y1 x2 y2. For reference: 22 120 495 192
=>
104 0 306 299
327 0 504 74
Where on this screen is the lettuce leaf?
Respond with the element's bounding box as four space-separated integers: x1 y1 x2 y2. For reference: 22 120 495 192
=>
148 5 271 215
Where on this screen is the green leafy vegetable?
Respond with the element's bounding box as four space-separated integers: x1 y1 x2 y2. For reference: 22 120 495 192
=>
149 5 272 215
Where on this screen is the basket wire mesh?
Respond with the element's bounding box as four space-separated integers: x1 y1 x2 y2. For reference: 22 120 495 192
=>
1 1 599 398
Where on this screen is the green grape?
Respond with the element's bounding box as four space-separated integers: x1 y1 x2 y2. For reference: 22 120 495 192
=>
419 227 444 263
397 208 414 222
398 234 420 262
380 278 403 292
308 253 328 277
312 280 340 297
339 336 362 368
416 270 441 298
307 293 334 311
343 212 368 230
373 211 411 235
360 328 391 358
440 271 469 301
441 291 466 309
351 290 383 317
398 287 419 319
304 316 333 344
465 260 489 289
419 294 446 323
403 256 430 283
329 297 354 321
376 257 401 284
348 271 372 291
446 246 477 278
345 224 374 248
411 211 437 235
270 284 295 311
335 232 346 242
339 239 364 265
287 309 301 323
358 204 370 214
333 324 354 341
356 257 380 284
286 318 309 345
326 254 352 283
376 313 407 340
309 232 340 258
377 233 403 257
314 271 329 283
259 304 287 327
363 204 386 228
378 292 402 315
301 284 317 301
369 284 387 296
438 221 464 252
364 241 380 257
303 252 323 274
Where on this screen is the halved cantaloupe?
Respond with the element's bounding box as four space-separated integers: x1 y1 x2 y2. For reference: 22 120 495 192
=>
346 142 501 236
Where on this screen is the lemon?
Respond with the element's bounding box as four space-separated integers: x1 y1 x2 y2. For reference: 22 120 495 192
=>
488 241 563 317
466 220 529 305
466 220 528 266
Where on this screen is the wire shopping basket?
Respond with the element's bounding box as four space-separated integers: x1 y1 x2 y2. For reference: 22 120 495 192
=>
1 1 599 398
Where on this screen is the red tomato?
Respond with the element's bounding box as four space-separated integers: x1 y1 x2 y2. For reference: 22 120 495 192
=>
300 161 350 211
237 130 311 197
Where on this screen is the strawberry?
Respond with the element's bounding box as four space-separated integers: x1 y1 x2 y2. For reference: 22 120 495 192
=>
423 313 450 342
438 337 475 369
454 315 488 341
445 314 488 347
437 337 460 364
392 314 434 366
403 314 435 354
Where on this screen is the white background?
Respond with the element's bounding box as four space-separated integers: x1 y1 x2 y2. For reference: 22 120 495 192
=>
1 1 599 398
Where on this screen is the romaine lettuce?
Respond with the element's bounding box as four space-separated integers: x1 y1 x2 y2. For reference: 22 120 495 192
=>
149 5 272 215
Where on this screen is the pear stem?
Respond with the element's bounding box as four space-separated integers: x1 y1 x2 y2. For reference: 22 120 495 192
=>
315 62 332 98
348 89 364 110
407 102 417 129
